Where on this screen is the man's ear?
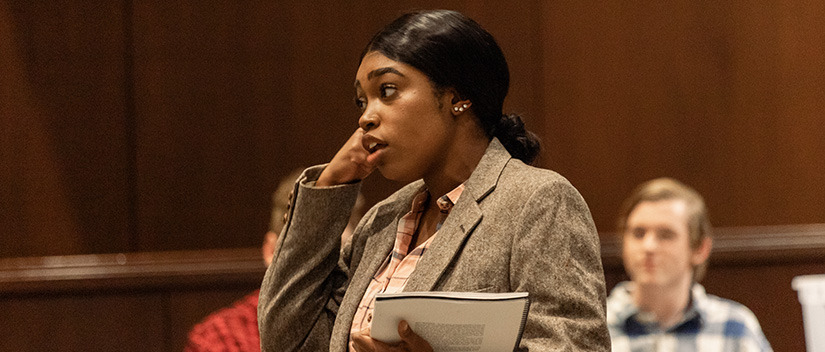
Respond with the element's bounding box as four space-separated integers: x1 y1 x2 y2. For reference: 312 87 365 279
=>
262 230 279 267
691 237 712 266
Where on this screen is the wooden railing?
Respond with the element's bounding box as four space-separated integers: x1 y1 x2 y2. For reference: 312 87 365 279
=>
0 247 267 295
600 223 825 268
1 224 823 352
3 223 824 294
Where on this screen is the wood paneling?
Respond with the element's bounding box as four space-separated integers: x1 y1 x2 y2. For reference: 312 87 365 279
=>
0 248 266 294
4 1 823 351
1 294 167 352
0 1 130 257
127 1 548 251
131 2 291 251
538 0 825 231
3 0 823 255
0 249 265 352
0 225 820 351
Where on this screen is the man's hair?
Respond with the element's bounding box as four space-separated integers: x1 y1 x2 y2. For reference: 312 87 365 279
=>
616 177 713 281
269 168 305 233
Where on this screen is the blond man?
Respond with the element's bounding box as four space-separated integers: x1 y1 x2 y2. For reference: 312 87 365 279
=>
607 178 771 352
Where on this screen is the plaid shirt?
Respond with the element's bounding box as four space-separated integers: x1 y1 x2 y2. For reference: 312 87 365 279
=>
184 290 261 352
349 184 464 349
607 282 772 352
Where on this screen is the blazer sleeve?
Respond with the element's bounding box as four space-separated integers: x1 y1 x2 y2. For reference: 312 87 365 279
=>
511 180 611 351
257 165 363 352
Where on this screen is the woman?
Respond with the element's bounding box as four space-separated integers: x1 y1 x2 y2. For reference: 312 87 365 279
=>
258 10 610 352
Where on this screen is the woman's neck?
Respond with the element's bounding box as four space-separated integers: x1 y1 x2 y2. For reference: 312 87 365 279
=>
422 123 489 199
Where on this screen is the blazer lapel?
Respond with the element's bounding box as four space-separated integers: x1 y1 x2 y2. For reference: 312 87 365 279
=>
403 196 483 291
403 138 512 292
331 184 420 351
342 222 396 307
332 139 512 349
345 181 425 303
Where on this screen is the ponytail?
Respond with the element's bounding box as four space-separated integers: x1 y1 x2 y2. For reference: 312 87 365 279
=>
492 113 541 165
362 10 540 163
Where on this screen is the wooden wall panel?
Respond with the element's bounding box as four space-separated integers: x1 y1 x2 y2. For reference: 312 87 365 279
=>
0 1 130 257
0 249 265 351
131 1 290 251
0 294 166 352
1 8 823 349
127 1 548 251
1 225 820 352
0 286 255 352
538 0 825 231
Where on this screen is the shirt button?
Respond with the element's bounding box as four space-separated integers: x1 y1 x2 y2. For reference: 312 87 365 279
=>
367 313 372 322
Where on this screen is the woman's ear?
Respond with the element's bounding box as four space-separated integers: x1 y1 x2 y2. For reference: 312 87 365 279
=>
447 89 472 115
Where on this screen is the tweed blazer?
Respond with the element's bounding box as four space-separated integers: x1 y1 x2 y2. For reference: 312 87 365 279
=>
258 138 611 351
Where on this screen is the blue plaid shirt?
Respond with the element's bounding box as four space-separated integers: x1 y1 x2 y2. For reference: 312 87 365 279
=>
607 282 772 352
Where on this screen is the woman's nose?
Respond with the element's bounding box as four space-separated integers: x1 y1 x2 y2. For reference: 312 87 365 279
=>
358 111 379 132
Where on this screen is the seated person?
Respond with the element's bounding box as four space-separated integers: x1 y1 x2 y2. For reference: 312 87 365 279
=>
607 177 772 352
184 169 365 352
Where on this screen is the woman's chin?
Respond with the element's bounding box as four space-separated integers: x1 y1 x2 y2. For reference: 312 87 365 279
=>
376 166 419 184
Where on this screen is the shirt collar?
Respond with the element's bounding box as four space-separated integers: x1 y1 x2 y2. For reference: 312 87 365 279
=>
611 282 708 334
408 184 465 232
410 184 465 213
436 184 465 213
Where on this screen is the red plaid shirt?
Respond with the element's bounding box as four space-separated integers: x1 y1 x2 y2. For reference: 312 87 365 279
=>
184 290 261 352
349 184 464 350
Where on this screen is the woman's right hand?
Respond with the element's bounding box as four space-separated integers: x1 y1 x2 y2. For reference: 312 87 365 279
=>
316 128 377 187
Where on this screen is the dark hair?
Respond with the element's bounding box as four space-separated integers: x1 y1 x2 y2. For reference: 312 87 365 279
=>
361 10 541 164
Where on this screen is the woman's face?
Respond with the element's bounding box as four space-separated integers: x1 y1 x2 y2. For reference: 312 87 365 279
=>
354 52 456 182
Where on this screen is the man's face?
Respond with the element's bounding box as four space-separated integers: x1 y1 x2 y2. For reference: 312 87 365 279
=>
622 199 704 289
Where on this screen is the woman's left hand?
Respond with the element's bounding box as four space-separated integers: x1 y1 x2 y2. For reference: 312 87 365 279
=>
351 320 433 352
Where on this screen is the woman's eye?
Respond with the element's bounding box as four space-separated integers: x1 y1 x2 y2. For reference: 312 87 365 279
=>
354 97 366 111
380 85 397 98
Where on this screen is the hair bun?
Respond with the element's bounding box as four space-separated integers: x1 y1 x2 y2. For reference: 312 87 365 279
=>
494 113 541 165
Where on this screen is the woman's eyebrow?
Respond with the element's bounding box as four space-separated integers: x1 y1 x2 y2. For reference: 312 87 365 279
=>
354 67 405 88
367 67 405 80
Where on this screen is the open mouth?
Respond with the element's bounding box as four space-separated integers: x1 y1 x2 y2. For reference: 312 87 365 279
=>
367 142 386 153
362 134 387 154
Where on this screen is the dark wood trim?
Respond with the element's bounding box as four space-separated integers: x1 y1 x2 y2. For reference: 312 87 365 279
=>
3 224 823 295
600 223 825 270
0 248 266 295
